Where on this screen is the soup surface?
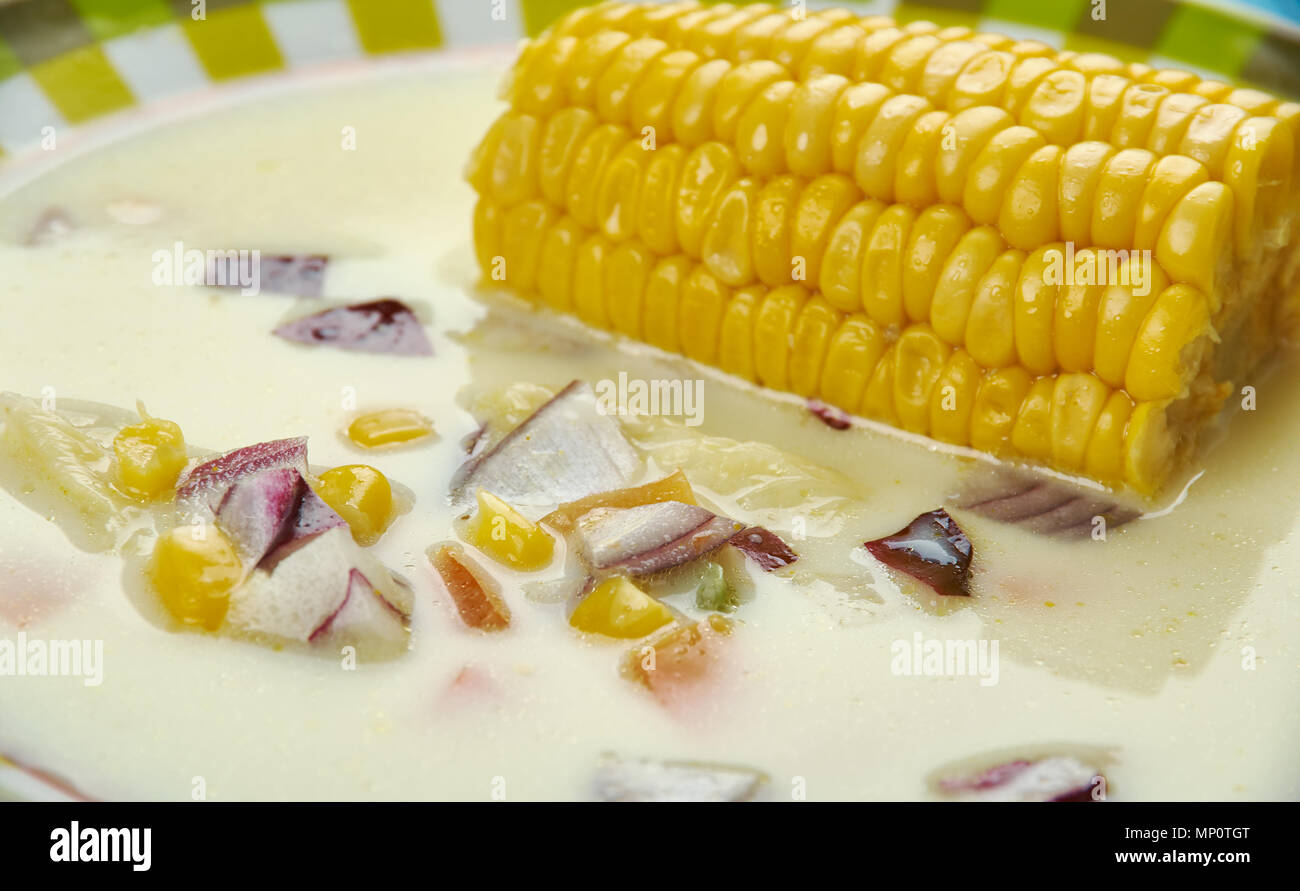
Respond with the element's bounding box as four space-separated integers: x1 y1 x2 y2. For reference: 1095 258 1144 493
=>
0 54 1297 801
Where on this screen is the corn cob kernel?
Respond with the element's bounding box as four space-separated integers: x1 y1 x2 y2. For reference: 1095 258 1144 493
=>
970 366 1033 454
929 350 980 444
790 297 844 397
679 264 730 363
819 198 885 312
930 225 1004 347
820 314 887 411
753 174 805 287
718 284 764 381
861 203 915 326
753 284 806 390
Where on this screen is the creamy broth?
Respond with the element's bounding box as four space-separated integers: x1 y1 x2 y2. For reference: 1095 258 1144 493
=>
0 55 1297 801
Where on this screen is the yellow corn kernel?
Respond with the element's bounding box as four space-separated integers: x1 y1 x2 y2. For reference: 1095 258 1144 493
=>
820 314 887 411
902 204 970 323
1067 52 1125 77
935 106 1014 205
149 525 242 631
538 107 597 207
792 173 859 287
861 204 915 327
855 94 932 203
1123 400 1173 495
819 199 885 312
1058 142 1115 244
1111 84 1170 148
1146 92 1209 156
1192 80 1234 102
316 464 395 546
501 201 557 294
930 225 1004 347
668 2 738 49
537 215 584 312
679 265 729 364
346 409 433 449
1013 246 1060 376
1084 390 1134 483
879 34 943 94
785 74 850 177
1224 116 1294 256
488 113 541 206
1146 68 1200 93
1082 74 1129 141
790 297 843 397
596 140 652 242
1004 57 1059 118
753 285 806 391
800 23 867 80
693 5 772 57
965 250 1023 368
1126 284 1214 402
466 114 508 195
671 58 732 145
736 79 798 178
701 177 759 286
753 174 804 288
470 489 555 572
964 125 1046 225
1156 181 1234 300
917 40 985 105
514 35 577 117
573 233 613 329
472 198 502 281
830 82 892 174
569 575 674 638
712 60 787 142
597 37 669 125
1179 104 1249 178
949 50 1014 112
605 240 654 338
1050 372 1109 471
113 416 187 500
1225 87 1278 115
1010 377 1055 460
1091 148 1157 249
894 110 949 207
718 284 764 381
1132 154 1209 252
970 366 1033 454
636 142 687 255
892 325 951 434
1054 251 1104 373
853 27 908 82
999 144 1062 250
1093 264 1168 389
929 350 980 445
565 123 626 229
643 255 691 352
676 142 740 258
631 48 703 137
860 342 899 426
1020 69 1086 146
733 10 800 63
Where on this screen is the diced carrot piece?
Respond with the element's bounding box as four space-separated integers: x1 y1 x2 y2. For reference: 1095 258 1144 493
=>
428 543 511 630
542 470 698 533
623 614 732 704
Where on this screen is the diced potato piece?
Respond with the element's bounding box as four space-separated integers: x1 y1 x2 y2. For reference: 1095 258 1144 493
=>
542 469 697 532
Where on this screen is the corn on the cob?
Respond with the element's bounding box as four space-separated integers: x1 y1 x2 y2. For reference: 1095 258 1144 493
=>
467 2 1300 497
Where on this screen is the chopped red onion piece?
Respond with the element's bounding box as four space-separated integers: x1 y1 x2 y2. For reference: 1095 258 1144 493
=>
807 398 851 430
176 437 308 507
572 501 741 576
938 756 1104 802
954 471 1140 537
273 299 432 355
865 508 973 597
255 254 328 297
593 753 766 802
728 526 798 571
213 467 303 567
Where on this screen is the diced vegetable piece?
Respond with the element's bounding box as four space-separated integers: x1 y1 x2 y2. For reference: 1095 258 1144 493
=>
624 613 732 701
346 409 434 449
449 381 642 510
937 756 1104 801
287 486 349 544
541 469 698 532
213 467 303 567
148 525 243 631
864 507 973 596
469 489 555 571
569 575 674 638
593 753 766 802
807 398 851 429
728 526 798 571
429 543 511 631
272 299 432 356
693 562 736 612
176 436 308 507
953 469 1140 536
571 501 742 576
308 568 407 651
112 415 187 499
314 464 395 546
252 254 328 297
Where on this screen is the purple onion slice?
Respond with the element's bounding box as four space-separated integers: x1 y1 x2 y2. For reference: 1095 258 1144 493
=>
593 753 766 802
865 508 973 597
938 756 1105 802
273 298 432 355
728 526 798 572
176 437 308 507
572 501 742 576
807 399 851 430
214 467 304 567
